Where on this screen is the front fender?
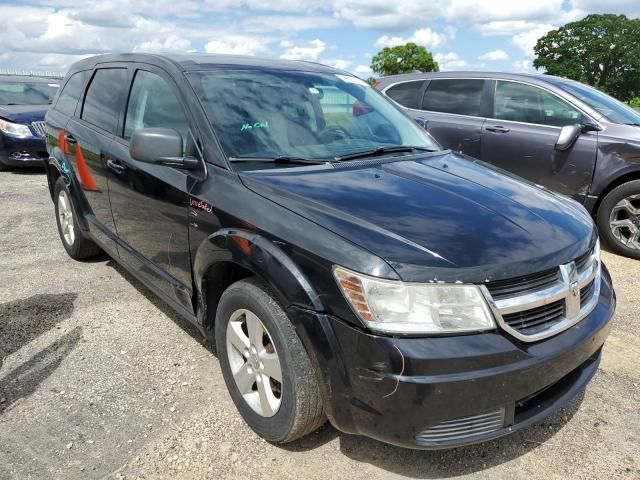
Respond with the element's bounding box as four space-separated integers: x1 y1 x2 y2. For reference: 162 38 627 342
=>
193 228 324 314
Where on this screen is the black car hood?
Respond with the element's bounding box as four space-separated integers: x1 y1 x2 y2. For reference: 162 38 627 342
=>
0 104 48 124
241 152 596 283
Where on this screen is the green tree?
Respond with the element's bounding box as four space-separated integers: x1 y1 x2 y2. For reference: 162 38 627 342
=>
371 43 439 76
533 14 640 101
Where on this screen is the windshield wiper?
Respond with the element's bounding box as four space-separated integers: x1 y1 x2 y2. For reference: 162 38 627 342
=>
229 155 327 165
624 123 640 126
333 146 437 162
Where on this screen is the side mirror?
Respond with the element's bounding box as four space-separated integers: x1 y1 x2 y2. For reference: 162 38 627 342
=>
555 124 581 151
129 128 199 169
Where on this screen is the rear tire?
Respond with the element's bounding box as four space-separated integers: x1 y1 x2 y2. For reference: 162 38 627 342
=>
597 180 640 260
53 177 101 260
0 160 9 171
216 277 325 443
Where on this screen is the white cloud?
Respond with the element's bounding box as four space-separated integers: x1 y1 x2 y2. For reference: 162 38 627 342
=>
134 34 191 53
375 27 454 50
478 49 509 61
205 36 269 56
512 59 535 73
434 52 467 71
279 39 326 60
512 23 555 58
354 64 372 77
323 58 352 70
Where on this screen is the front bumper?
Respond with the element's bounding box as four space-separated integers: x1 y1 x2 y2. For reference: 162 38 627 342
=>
0 133 47 167
289 264 615 449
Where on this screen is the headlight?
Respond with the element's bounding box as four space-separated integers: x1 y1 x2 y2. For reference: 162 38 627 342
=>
0 118 33 138
333 266 496 334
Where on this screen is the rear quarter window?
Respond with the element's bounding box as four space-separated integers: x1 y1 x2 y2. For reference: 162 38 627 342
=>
81 68 129 134
385 80 426 109
422 79 486 116
55 71 90 117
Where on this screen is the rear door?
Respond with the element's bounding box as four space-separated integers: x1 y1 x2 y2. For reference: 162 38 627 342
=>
63 66 130 253
106 66 199 314
480 80 598 197
416 78 490 159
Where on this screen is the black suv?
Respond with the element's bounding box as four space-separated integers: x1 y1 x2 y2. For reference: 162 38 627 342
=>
44 54 614 449
376 72 640 260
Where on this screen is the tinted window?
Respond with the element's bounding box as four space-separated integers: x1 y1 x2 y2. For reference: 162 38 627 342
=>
124 70 190 147
422 79 485 116
56 71 89 116
81 68 128 134
494 81 581 127
385 81 425 109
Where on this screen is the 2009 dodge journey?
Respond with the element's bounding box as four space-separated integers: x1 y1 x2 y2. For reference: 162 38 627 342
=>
43 54 615 449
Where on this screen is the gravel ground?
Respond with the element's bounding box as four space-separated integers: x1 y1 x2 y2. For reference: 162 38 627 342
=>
0 169 638 480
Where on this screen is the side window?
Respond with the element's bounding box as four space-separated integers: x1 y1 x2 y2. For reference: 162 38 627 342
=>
385 81 426 109
422 79 485 116
55 71 89 117
124 70 189 148
81 68 128 134
494 81 582 127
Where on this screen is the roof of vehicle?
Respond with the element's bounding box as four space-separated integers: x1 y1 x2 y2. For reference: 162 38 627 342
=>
0 74 61 83
376 71 572 87
66 53 342 75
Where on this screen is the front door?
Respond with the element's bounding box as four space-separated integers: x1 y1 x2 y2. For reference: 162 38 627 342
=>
106 68 198 314
480 80 598 198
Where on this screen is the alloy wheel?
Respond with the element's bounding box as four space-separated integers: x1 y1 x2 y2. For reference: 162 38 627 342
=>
609 194 640 250
57 190 75 246
226 308 283 417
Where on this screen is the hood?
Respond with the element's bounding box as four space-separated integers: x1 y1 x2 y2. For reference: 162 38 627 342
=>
241 152 596 283
0 104 48 124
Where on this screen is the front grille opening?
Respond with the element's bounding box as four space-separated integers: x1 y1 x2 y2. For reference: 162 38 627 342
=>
580 279 596 308
416 409 505 445
574 248 593 272
503 299 565 335
486 267 560 300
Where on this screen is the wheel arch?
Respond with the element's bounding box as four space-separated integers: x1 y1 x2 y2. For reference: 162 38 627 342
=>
193 229 324 341
46 148 91 232
592 168 640 215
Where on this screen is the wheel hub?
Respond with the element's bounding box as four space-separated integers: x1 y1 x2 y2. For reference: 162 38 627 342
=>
226 309 283 417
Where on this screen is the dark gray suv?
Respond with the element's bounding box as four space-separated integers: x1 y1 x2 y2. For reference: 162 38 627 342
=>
376 72 640 259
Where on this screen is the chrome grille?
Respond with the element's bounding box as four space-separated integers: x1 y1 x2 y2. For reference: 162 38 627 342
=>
482 244 600 342
416 409 505 445
31 121 46 137
502 299 565 335
486 267 560 300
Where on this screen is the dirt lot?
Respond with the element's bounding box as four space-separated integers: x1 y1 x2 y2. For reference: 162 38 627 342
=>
0 169 638 480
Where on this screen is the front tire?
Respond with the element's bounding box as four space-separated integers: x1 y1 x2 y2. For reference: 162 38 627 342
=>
53 177 101 260
216 278 325 443
597 180 640 259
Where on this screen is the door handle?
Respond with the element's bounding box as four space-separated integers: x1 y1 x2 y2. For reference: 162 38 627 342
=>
106 158 126 174
64 134 77 144
485 125 511 133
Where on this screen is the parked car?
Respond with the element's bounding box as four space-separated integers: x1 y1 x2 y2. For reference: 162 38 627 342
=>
376 72 640 259
44 54 614 450
0 75 59 170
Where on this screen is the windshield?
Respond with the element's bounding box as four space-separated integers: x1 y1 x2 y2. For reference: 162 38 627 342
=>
552 79 640 125
0 81 59 106
188 69 440 168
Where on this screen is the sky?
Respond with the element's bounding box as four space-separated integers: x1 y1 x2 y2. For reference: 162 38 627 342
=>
0 0 639 78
